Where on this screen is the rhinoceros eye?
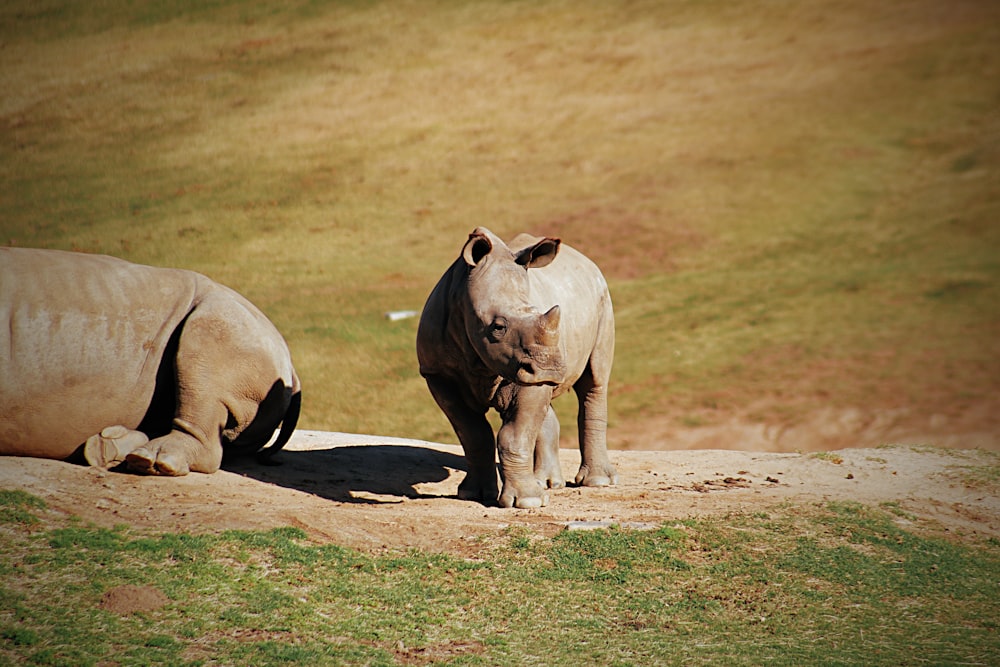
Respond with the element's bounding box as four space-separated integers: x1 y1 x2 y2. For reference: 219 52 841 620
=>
488 317 508 342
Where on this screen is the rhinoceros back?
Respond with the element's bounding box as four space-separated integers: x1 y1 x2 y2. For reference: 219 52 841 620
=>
0 248 201 458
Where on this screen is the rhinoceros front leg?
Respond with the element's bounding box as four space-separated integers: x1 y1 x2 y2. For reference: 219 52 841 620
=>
424 375 499 505
497 386 552 509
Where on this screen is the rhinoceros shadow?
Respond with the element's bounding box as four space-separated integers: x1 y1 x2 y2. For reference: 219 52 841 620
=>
223 444 468 505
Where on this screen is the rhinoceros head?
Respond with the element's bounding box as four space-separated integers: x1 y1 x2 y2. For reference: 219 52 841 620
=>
460 227 567 386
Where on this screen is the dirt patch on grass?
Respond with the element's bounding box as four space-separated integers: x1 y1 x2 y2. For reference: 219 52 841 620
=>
99 585 169 615
393 639 486 666
609 336 1000 453
613 402 999 453
1 432 996 557
535 204 705 280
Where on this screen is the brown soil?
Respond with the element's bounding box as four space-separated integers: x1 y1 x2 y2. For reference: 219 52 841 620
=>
2 430 997 556
612 401 1000 452
99 585 169 615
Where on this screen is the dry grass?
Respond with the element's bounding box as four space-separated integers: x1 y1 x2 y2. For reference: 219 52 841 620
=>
2 0 998 447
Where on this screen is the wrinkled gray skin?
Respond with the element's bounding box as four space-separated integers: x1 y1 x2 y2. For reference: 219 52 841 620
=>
417 227 617 508
0 248 301 475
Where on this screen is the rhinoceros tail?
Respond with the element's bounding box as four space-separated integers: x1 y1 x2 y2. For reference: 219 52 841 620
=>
256 389 301 465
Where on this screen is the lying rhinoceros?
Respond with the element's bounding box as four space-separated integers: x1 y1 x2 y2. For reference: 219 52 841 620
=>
417 227 617 508
0 247 301 475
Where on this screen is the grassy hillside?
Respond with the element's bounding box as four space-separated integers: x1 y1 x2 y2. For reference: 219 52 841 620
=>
2 0 998 447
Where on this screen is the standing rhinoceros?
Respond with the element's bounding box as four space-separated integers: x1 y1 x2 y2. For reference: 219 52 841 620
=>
0 247 301 475
417 227 617 508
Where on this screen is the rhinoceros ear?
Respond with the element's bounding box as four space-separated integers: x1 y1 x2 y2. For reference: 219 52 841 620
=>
462 230 493 267
515 237 561 269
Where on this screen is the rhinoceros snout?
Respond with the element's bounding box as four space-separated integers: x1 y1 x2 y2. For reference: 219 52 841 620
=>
515 360 564 386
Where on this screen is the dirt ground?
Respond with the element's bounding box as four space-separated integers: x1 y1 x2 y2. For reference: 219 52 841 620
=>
2 429 997 556
613 402 1000 452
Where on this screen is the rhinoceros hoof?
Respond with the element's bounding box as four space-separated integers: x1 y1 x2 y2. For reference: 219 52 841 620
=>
125 444 190 476
499 481 549 509
457 475 500 506
535 464 566 489
84 426 149 469
574 463 619 488
536 470 566 490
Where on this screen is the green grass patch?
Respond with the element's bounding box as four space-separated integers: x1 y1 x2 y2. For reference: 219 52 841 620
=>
1 491 997 665
0 491 47 526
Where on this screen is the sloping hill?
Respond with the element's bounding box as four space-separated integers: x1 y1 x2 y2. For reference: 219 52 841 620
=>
2 0 998 449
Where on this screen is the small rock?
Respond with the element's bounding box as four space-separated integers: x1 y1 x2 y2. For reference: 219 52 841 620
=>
563 520 658 531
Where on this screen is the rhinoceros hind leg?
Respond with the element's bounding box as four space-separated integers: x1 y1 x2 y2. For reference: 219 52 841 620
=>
574 464 617 487
125 295 254 476
84 426 149 469
533 406 564 490
126 428 221 476
572 363 618 488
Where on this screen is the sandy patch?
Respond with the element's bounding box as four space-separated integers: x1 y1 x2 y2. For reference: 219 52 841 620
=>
1 430 996 555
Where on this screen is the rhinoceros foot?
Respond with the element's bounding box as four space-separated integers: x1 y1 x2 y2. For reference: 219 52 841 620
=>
457 471 500 506
534 454 565 491
84 426 149 469
125 431 210 476
533 440 564 491
126 444 187 476
499 478 549 509
536 471 566 490
574 462 619 488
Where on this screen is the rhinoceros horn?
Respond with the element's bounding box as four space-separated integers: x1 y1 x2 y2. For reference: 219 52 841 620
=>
537 305 560 346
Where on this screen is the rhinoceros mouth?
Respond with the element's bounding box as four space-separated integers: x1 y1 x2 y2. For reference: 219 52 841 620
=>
514 362 565 387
